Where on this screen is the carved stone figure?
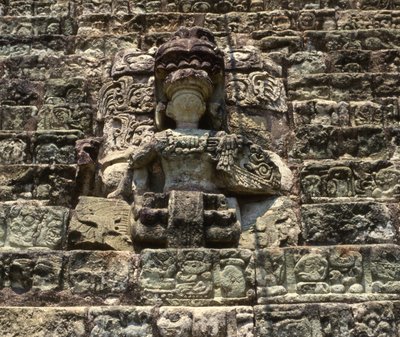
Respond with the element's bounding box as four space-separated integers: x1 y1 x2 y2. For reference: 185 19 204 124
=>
106 27 285 249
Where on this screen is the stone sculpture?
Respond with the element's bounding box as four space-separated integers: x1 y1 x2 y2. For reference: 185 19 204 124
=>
106 27 284 249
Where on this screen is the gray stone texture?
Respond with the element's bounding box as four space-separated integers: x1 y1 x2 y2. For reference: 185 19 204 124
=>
1 0 400 335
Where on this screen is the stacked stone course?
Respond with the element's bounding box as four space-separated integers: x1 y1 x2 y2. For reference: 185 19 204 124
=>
1 0 400 336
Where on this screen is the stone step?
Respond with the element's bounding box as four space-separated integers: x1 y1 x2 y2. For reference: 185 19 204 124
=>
288 125 398 160
300 202 399 244
286 49 400 75
0 302 398 337
0 131 81 164
0 54 106 81
0 247 399 306
0 164 76 206
299 159 400 202
0 201 68 250
290 98 400 128
287 72 400 101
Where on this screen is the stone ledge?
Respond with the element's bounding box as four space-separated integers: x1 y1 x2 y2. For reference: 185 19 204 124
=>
256 244 400 304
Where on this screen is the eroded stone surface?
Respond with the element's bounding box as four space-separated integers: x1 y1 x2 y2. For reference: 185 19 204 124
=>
256 245 400 304
139 249 255 305
68 196 133 250
0 202 68 249
255 301 398 337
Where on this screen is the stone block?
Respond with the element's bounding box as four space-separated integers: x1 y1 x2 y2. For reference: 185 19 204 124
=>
305 29 400 52
225 72 287 113
88 306 254 337
256 245 400 304
1 105 37 131
254 301 398 337
65 251 138 300
139 249 255 305
37 103 93 133
33 131 81 164
290 125 388 160
0 133 31 164
301 202 398 245
68 196 133 250
300 160 400 202
0 164 77 206
291 98 399 128
0 251 138 305
240 196 300 249
0 202 68 249
0 307 87 337
0 251 63 294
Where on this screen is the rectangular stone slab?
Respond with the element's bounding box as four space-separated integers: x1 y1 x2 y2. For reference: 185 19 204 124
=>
256 244 400 304
139 248 255 305
0 250 139 306
0 306 254 337
255 301 399 337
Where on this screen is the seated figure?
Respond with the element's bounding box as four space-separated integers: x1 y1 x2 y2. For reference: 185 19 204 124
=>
108 27 283 249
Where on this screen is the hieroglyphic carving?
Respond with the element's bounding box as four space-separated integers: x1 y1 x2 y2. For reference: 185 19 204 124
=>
0 203 68 249
98 77 154 119
226 72 287 113
301 161 400 202
256 245 400 304
68 196 133 250
301 202 396 245
140 249 255 305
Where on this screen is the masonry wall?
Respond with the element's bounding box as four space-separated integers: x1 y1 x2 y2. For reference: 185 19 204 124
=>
1 0 400 336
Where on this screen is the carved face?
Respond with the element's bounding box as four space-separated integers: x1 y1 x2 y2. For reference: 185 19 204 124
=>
166 89 206 127
157 310 192 337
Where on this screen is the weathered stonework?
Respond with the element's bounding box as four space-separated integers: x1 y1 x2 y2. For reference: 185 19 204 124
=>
1 0 400 335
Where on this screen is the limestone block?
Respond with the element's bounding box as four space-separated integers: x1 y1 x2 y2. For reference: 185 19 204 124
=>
0 306 254 336
68 196 133 250
7 1 33 16
256 245 400 304
156 306 254 337
139 32 174 51
139 249 255 305
88 307 254 337
0 251 138 305
111 48 154 77
287 74 374 101
37 103 92 133
290 125 388 160
88 306 155 337
254 301 398 337
1 105 37 131
291 98 399 128
0 251 63 293
287 51 328 78
44 77 88 105
0 79 44 106
33 0 70 16
30 36 73 56
0 202 68 249
225 72 287 113
240 196 300 249
0 133 30 164
0 307 87 337
65 251 138 299
224 47 265 71
301 202 398 245
300 160 400 202
259 36 303 53
305 29 400 52
33 131 81 164
0 17 62 36
0 164 77 206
